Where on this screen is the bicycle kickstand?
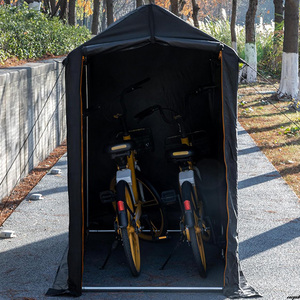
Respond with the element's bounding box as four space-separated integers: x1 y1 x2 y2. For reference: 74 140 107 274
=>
159 235 184 270
99 236 119 270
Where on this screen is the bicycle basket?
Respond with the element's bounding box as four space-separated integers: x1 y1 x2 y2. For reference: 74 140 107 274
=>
129 127 154 153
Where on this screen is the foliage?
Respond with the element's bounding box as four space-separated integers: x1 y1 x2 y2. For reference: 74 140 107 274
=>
0 4 90 63
198 17 284 77
199 17 232 47
76 0 93 21
283 126 300 136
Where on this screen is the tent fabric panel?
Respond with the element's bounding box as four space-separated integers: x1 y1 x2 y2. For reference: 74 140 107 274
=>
65 50 85 296
151 5 215 42
154 37 222 52
221 48 260 298
82 37 152 56
46 247 70 296
82 37 222 57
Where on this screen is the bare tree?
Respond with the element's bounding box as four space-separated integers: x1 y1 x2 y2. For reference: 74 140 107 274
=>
170 0 179 16
278 0 299 99
191 0 199 28
272 0 284 70
91 0 100 34
106 0 114 26
230 0 237 51
49 0 56 14
58 0 67 20
242 0 258 83
68 0 76 26
273 0 284 43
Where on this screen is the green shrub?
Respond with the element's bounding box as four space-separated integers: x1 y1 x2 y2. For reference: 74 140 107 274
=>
0 5 90 64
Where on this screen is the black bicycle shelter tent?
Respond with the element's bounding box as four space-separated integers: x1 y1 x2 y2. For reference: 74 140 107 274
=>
47 4 259 298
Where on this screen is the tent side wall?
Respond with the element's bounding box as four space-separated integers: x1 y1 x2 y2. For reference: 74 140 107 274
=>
221 48 239 292
65 50 85 296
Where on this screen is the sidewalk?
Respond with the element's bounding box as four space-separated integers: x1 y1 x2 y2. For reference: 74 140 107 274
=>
0 124 299 299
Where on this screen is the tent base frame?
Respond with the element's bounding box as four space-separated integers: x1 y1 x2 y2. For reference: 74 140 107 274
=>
82 286 223 292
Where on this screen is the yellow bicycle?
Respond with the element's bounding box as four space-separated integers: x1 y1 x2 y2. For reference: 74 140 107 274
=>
101 81 166 276
135 104 210 278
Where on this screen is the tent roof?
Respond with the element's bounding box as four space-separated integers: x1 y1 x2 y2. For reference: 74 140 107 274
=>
65 4 241 60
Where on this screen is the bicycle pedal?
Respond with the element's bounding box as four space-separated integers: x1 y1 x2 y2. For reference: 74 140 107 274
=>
161 190 178 205
99 190 116 204
157 235 169 240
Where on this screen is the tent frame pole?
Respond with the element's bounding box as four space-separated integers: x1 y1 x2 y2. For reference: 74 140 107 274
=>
88 229 181 233
82 286 223 292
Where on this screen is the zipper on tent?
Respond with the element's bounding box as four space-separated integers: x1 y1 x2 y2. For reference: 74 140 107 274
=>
219 50 230 288
80 56 86 290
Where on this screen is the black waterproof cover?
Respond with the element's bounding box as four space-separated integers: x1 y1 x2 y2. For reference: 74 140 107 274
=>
47 4 260 298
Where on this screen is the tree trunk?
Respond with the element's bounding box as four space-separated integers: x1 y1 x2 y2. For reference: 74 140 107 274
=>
136 0 143 7
49 0 56 14
170 0 179 16
106 0 114 27
273 0 283 69
92 0 100 34
278 0 299 99
68 0 76 26
59 0 67 20
273 0 284 41
230 0 237 51
243 0 258 83
43 0 50 14
191 0 199 28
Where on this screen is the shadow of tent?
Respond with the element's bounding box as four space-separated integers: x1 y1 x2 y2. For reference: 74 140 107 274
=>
0 233 68 297
238 171 281 190
240 218 300 260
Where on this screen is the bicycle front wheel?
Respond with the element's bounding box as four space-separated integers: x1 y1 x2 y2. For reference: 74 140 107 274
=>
117 181 141 276
182 181 207 278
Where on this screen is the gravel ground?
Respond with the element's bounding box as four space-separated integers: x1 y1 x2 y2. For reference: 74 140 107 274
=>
0 124 299 300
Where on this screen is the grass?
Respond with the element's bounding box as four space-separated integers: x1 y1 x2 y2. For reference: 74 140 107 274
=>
238 81 300 200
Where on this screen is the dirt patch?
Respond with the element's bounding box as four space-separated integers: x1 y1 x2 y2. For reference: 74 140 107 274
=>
238 81 300 200
0 141 67 226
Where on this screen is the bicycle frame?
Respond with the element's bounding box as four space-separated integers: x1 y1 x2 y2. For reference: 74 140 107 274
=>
115 136 142 230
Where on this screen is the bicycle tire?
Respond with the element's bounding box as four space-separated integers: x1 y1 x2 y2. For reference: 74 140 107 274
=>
110 173 166 241
182 181 207 278
117 181 141 276
136 172 167 241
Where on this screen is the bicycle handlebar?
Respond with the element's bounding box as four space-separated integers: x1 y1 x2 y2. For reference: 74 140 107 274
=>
135 105 187 138
134 105 161 122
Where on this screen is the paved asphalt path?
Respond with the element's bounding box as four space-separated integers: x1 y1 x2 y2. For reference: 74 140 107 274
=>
0 123 299 300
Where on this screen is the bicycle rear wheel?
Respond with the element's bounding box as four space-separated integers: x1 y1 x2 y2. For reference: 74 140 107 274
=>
182 181 207 278
116 181 141 276
136 173 166 241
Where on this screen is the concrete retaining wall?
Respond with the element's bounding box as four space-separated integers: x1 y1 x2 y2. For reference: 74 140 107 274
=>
0 59 66 200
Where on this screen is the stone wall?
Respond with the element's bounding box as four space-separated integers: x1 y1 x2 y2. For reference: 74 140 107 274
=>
0 59 66 200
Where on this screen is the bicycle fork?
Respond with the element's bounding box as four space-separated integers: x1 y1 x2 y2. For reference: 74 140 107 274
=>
115 168 142 230
179 170 196 229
